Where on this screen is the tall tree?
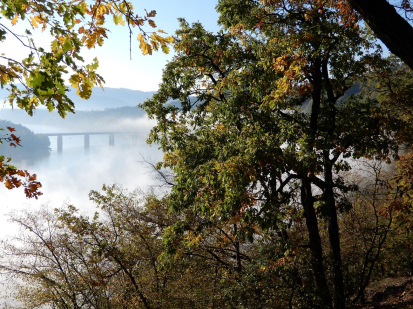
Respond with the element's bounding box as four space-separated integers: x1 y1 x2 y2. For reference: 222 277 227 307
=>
142 1 411 307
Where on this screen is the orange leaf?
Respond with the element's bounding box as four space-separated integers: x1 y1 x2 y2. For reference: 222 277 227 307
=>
11 14 18 25
148 19 156 28
147 10 156 17
4 179 14 189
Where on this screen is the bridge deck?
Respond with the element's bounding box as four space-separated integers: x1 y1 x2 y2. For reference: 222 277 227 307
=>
41 132 135 136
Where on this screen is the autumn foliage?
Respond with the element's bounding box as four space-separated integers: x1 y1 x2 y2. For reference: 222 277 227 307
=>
0 126 42 198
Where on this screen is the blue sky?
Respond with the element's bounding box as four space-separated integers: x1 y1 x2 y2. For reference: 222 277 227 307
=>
82 0 221 91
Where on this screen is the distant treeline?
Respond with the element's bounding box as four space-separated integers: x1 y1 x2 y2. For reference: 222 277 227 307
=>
0 120 50 160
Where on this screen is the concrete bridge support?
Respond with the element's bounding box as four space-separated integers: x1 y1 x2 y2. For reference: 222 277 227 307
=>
57 135 63 153
84 134 90 150
109 133 115 146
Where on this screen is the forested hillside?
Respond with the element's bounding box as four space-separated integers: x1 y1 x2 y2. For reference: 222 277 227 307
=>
0 120 50 160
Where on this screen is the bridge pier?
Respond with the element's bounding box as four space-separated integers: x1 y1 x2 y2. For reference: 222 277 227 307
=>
109 133 115 146
84 134 90 150
57 135 62 153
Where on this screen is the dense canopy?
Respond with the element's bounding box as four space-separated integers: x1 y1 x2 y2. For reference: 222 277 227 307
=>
141 1 413 307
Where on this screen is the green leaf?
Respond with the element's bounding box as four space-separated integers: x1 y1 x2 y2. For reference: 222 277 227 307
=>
162 45 170 54
47 102 54 112
62 40 72 52
27 72 45 88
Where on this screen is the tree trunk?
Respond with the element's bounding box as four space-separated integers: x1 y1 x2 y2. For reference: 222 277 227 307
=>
301 177 333 308
324 159 346 309
348 0 413 70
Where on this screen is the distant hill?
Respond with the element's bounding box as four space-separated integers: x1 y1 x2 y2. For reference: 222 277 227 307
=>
0 106 151 132
0 120 50 160
301 83 363 114
0 87 157 111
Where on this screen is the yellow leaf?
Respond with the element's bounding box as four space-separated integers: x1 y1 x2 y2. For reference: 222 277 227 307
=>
34 15 43 23
69 73 81 89
30 16 39 28
79 81 92 99
142 42 152 55
11 14 18 25
150 32 163 44
150 40 159 51
165 36 175 43
95 3 109 17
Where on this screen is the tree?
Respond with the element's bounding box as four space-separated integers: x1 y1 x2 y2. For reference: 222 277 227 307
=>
141 1 413 307
337 160 406 303
0 0 174 196
0 186 171 308
347 0 413 71
0 184 259 308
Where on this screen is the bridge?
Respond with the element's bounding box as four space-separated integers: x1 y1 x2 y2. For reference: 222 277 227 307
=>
40 132 144 153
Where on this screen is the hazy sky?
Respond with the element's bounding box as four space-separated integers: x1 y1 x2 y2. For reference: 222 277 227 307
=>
4 0 220 92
